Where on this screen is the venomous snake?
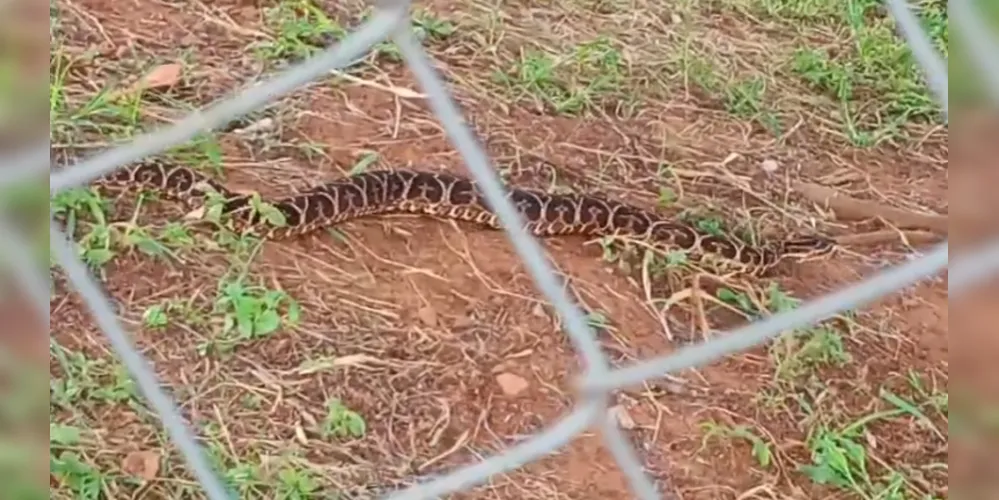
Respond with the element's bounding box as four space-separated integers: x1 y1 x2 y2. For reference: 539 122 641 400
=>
90 157 838 277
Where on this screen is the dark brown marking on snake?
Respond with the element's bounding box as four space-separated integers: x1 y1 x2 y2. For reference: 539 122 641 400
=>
86 160 839 276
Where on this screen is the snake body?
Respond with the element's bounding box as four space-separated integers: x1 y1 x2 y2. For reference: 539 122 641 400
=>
93 158 837 276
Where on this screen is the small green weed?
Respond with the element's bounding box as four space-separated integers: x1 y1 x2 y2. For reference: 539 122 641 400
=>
276 466 320 499
50 186 197 272
207 277 301 350
319 398 366 439
799 411 925 500
50 451 107 500
50 347 140 410
259 3 456 66
493 36 626 114
699 421 774 469
199 435 268 497
724 76 783 135
369 9 458 61
142 296 207 329
258 0 348 62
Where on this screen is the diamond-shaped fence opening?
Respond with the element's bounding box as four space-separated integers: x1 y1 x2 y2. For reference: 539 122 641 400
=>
20 0 998 498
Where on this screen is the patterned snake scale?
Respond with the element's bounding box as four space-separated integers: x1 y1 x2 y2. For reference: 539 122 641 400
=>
94 158 838 277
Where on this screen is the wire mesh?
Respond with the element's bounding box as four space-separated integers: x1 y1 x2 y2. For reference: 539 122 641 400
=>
31 0 985 498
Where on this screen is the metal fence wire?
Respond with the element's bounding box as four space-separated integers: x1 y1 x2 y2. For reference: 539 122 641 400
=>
23 0 998 498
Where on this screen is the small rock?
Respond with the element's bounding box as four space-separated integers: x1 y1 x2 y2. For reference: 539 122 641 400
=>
660 381 689 395
294 422 309 445
495 372 529 396
417 306 438 327
531 303 548 319
761 159 780 173
608 405 636 430
133 63 183 91
233 117 275 135
121 450 160 480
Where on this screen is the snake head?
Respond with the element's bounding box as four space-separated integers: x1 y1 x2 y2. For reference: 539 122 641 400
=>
779 235 838 262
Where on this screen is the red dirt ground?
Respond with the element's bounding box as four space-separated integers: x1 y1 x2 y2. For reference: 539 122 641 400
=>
42 0 955 499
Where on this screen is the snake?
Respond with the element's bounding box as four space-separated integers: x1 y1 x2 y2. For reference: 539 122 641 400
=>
88 157 838 277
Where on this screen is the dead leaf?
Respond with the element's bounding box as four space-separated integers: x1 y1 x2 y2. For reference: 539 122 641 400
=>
864 429 878 449
760 159 779 173
495 372 529 396
417 306 438 327
132 63 183 92
121 450 160 480
182 206 206 221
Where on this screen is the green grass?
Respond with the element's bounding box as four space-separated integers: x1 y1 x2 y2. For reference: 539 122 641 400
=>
492 36 630 114
949 0 999 107
47 32 341 496
0 348 49 500
253 1 457 66
723 0 947 144
460 0 950 144
697 284 948 499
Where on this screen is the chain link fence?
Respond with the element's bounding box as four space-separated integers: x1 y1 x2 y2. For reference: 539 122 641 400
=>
24 0 997 498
